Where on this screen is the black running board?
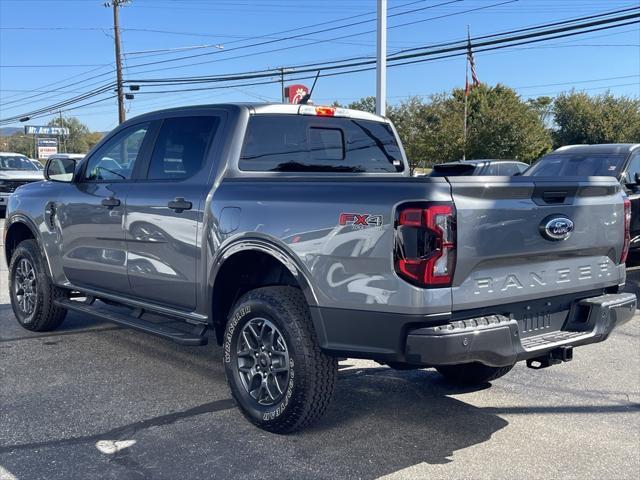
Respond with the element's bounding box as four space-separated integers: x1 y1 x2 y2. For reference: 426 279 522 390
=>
54 298 208 346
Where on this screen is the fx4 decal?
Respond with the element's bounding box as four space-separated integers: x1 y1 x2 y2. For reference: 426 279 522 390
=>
339 213 384 228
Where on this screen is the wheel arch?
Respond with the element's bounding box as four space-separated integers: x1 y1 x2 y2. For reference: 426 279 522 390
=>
208 238 318 345
4 215 44 268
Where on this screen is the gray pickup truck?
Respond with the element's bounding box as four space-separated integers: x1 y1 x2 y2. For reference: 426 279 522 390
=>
3 104 636 433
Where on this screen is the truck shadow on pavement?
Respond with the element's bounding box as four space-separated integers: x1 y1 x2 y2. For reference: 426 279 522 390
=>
2 308 637 480
1 316 511 479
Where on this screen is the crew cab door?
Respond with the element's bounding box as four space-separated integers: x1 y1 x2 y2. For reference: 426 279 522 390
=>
124 113 223 311
57 122 152 294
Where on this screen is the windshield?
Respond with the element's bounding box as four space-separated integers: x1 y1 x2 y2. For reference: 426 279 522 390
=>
525 153 627 177
0 155 39 171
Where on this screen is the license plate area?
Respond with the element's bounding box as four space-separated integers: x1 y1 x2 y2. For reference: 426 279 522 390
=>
516 309 569 339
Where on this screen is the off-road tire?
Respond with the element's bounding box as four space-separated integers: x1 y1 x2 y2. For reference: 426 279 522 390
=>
223 286 337 434
9 239 67 331
436 362 514 385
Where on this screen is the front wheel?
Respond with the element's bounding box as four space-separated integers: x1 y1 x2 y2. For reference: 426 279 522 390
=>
9 239 67 331
436 362 514 386
223 286 337 433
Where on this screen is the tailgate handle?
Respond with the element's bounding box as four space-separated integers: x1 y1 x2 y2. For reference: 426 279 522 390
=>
541 191 568 204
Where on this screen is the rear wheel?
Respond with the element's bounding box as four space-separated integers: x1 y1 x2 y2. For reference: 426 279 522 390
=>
436 362 514 385
9 239 67 331
223 286 337 433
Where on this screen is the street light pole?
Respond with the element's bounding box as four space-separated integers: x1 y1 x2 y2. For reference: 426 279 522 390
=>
376 0 387 116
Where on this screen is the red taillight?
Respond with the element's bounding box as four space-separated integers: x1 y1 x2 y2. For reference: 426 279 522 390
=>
621 197 631 264
394 203 456 287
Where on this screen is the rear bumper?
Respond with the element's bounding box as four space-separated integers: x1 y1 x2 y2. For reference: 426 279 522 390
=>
405 293 636 367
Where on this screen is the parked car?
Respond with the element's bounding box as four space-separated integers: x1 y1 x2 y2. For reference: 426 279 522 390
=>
0 152 44 216
3 104 635 433
525 144 640 259
47 153 86 162
429 159 528 177
29 159 44 170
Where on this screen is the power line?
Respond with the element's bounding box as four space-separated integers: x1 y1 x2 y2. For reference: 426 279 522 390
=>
122 0 464 71
128 11 640 87
122 1 635 77
2 7 638 124
123 0 431 56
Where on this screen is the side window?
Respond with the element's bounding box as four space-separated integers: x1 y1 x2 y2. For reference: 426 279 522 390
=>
625 153 640 184
84 124 149 181
147 116 219 180
483 164 500 175
499 163 518 176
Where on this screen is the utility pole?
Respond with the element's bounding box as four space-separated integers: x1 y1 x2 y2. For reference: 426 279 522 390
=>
58 111 66 153
105 1 128 124
279 67 285 103
376 0 387 116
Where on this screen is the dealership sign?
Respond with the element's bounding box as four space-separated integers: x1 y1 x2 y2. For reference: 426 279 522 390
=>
284 84 309 104
36 138 58 159
24 125 70 136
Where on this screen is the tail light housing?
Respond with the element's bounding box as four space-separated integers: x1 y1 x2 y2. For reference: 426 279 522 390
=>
394 203 456 287
621 197 631 264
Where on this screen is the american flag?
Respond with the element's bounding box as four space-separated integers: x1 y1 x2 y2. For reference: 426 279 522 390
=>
465 30 480 96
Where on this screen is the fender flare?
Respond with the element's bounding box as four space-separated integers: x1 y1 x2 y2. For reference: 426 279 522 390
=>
4 214 49 271
208 235 319 314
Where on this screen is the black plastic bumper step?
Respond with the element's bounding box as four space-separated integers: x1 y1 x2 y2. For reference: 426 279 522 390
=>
54 298 208 346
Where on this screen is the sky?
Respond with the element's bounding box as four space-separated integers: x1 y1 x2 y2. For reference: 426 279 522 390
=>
0 0 639 132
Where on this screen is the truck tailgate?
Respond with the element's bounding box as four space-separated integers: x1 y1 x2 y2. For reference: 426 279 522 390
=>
447 176 626 311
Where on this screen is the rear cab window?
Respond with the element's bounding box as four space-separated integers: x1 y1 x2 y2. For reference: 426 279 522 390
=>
239 114 404 173
525 153 627 177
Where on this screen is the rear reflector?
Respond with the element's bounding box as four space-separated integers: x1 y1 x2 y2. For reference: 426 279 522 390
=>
394 203 456 287
621 197 631 264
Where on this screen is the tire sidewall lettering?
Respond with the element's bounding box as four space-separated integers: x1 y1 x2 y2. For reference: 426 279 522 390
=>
262 357 295 421
223 305 251 363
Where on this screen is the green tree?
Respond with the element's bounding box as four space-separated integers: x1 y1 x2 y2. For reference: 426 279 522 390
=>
48 116 92 153
528 96 554 127
1 134 35 157
552 91 640 146
339 85 551 171
346 96 377 114
463 84 552 162
85 131 104 150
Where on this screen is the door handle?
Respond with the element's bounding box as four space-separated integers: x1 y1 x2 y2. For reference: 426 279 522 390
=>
168 197 192 213
101 197 121 208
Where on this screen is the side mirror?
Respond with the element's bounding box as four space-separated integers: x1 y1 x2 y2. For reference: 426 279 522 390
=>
634 172 640 185
45 157 77 182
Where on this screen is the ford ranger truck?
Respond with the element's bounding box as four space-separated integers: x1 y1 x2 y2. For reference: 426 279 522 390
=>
3 104 636 433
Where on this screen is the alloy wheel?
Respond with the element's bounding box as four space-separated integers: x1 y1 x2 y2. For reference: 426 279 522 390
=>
236 317 290 406
14 257 37 317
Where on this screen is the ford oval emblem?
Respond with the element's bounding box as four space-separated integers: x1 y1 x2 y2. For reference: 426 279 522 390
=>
540 215 574 241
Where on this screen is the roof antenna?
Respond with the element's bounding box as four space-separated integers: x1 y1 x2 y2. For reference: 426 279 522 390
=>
299 71 320 105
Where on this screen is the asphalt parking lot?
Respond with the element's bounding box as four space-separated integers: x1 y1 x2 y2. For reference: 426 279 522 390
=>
0 218 638 480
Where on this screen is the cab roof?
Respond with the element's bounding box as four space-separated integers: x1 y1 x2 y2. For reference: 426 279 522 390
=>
124 102 387 124
554 144 640 155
